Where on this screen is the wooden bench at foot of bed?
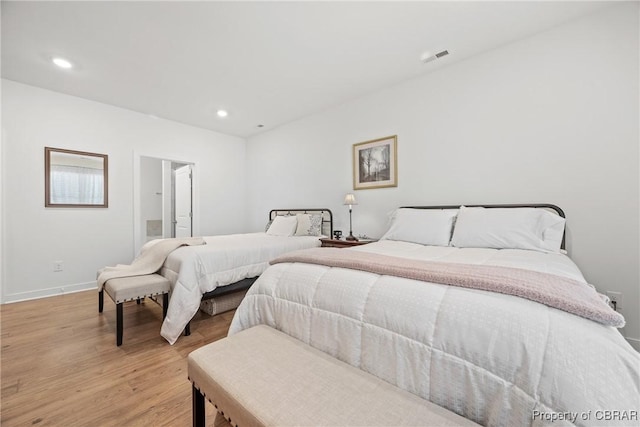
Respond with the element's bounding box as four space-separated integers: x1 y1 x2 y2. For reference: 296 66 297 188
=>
187 325 479 427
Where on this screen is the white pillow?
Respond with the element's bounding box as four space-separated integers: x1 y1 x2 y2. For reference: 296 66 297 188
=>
294 213 323 236
381 208 458 246
266 215 298 237
450 206 565 253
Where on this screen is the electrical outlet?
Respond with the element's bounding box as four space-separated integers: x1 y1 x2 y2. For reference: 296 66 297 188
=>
53 261 63 272
606 291 622 311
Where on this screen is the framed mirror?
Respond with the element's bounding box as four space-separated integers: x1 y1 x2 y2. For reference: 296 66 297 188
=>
45 147 108 208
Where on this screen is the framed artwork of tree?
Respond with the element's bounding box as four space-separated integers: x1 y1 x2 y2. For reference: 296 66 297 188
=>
352 135 397 190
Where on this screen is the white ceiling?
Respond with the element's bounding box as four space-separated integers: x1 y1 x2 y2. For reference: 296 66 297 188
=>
2 1 611 138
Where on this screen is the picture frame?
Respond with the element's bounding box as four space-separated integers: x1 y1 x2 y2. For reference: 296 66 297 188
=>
353 135 397 190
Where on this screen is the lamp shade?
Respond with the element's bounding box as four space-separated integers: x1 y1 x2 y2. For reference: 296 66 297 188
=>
343 194 357 205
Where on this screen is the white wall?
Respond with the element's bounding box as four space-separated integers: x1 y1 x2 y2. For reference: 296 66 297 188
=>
246 5 640 346
1 80 247 302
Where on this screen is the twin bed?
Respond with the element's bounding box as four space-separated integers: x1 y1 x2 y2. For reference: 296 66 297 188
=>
157 208 333 344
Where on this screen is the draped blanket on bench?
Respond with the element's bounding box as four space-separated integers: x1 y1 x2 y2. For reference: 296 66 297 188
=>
97 237 205 290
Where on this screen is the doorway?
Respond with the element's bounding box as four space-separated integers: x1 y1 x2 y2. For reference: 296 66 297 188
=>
136 156 194 253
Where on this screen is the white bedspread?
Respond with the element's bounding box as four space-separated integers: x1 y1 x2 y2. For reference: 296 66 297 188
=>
160 232 321 344
229 241 640 426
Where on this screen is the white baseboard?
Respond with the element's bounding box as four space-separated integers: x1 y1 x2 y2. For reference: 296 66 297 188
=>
2 281 96 304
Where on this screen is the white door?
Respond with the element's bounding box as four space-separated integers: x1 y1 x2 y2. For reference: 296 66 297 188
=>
174 165 192 238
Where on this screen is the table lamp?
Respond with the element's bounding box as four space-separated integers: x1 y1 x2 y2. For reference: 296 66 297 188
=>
343 194 358 241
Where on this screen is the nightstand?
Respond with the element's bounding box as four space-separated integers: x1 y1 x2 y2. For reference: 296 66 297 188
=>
319 238 377 248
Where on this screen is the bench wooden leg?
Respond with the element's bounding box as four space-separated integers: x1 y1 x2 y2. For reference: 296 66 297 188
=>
162 293 169 319
98 290 104 313
116 303 123 346
192 384 205 427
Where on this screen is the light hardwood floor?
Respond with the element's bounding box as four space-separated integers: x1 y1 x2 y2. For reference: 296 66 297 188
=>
1 289 234 426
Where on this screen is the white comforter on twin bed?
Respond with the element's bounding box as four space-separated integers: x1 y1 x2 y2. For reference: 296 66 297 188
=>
229 240 640 426
159 232 321 344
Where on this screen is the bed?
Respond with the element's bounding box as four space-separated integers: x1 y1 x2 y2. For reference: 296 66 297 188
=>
159 208 333 344
229 204 639 427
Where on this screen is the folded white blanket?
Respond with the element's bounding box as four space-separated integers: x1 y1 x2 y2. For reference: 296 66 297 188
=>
97 237 205 289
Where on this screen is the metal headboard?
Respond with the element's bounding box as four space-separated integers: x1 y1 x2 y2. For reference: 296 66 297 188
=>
401 204 566 250
269 208 333 237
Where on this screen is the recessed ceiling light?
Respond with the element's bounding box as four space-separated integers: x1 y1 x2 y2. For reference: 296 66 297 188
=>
52 57 73 69
216 110 228 118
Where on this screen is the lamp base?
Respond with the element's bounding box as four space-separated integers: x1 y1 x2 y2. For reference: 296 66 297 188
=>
345 233 359 241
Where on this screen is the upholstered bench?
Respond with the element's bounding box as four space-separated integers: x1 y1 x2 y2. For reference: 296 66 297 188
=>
98 274 171 346
188 325 479 427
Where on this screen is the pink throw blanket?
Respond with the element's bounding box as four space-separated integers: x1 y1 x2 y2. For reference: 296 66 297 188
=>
270 248 625 328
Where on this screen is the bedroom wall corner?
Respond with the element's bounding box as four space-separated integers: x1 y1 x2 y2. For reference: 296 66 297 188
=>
1 80 248 303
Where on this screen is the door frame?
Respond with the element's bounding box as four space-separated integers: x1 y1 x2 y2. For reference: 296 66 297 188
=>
133 152 199 257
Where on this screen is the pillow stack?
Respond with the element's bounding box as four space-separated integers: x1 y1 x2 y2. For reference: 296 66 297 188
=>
381 206 565 253
266 214 323 237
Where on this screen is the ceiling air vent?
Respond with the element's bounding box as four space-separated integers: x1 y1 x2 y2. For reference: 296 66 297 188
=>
421 50 449 64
